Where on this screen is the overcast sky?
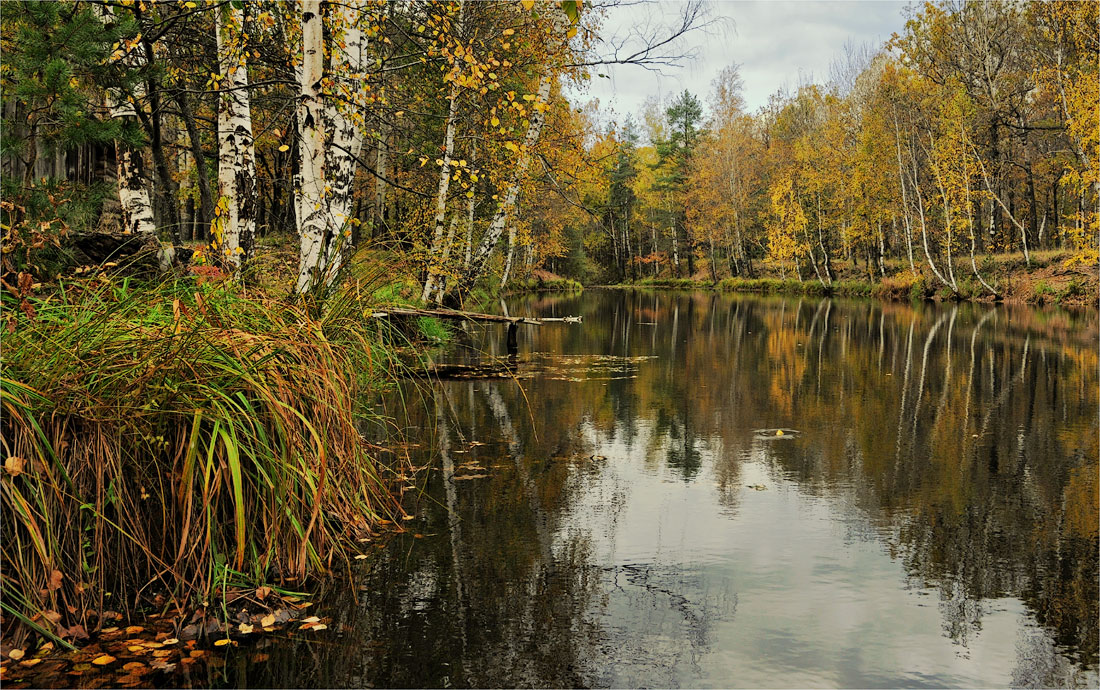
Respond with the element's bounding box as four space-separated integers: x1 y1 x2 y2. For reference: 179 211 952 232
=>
572 1 912 123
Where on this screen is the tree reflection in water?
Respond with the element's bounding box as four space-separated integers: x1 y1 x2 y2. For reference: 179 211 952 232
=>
223 291 1096 689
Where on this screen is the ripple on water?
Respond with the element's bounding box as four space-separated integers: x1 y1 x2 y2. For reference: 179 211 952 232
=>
753 428 801 441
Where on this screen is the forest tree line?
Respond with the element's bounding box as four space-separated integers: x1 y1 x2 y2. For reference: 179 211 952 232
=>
550 0 1098 293
1 0 1095 303
2 0 712 302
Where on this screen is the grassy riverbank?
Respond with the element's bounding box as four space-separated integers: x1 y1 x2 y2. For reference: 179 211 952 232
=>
607 252 1097 309
0 263 418 648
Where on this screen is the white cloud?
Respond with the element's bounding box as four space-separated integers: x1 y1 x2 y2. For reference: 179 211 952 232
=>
570 0 910 121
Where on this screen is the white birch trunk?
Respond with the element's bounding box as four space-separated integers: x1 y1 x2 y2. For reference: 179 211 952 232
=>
216 2 257 275
421 78 462 303
465 7 570 287
421 0 466 303
295 0 328 294
434 216 460 303
500 220 517 287
374 116 390 232
321 0 368 283
98 6 156 239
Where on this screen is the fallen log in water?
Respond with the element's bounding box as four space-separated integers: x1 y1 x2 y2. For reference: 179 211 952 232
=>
369 306 582 325
370 306 581 354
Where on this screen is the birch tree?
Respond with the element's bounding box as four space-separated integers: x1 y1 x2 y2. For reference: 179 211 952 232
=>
100 8 157 240
461 2 576 295
421 0 467 303
215 2 257 275
294 0 328 294
295 0 369 295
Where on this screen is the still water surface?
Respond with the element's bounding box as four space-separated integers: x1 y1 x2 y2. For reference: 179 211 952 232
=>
229 290 1098 688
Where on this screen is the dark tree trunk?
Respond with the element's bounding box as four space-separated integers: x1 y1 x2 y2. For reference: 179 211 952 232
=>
174 90 215 242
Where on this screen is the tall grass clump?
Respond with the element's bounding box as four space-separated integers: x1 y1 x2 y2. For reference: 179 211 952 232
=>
1 276 402 646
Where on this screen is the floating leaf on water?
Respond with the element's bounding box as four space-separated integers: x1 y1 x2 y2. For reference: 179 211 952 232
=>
162 638 179 645
310 624 328 631
300 616 320 624
124 626 143 635
260 614 276 629
354 554 368 560
91 654 116 666
152 650 173 658
238 623 254 634
122 662 145 672
127 646 144 653
18 658 42 668
453 474 488 480
213 639 232 647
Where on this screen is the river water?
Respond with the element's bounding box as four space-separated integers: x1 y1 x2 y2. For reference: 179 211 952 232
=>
226 290 1098 688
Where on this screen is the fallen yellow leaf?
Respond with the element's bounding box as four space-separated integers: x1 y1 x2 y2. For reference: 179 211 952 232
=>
213 638 232 647
301 616 320 624
8 649 24 660
239 623 254 634
4 456 25 476
92 654 116 666
260 614 276 628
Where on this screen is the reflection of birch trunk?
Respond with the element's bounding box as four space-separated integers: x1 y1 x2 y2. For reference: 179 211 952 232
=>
911 312 948 441
976 335 1029 442
963 309 996 424
216 2 257 275
894 319 915 464
435 395 469 669
931 306 958 429
483 385 553 565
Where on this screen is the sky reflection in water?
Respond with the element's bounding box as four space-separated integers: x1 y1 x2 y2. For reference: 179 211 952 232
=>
224 290 1098 689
